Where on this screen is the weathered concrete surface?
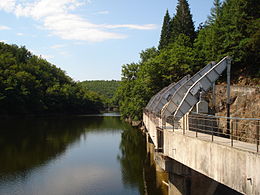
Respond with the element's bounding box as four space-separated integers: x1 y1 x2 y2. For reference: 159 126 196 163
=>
143 113 159 148
144 115 260 195
145 133 169 194
164 129 260 195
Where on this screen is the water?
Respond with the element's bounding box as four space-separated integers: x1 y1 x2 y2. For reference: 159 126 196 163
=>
0 114 165 195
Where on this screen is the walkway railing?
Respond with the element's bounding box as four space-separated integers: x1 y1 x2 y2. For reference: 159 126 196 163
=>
188 113 260 152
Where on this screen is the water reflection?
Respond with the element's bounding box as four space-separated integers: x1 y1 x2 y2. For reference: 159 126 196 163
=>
0 114 164 195
118 127 167 195
118 127 146 192
0 115 125 177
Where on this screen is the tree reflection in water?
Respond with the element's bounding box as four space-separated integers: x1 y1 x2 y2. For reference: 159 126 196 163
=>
0 115 166 195
0 115 125 177
118 126 166 195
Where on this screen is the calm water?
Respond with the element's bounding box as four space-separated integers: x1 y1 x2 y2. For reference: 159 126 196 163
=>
0 114 165 195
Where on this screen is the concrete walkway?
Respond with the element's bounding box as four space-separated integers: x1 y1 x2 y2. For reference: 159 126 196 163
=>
166 127 259 154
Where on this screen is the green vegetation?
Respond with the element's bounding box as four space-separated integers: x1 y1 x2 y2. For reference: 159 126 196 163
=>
80 80 120 109
0 42 103 115
116 0 260 120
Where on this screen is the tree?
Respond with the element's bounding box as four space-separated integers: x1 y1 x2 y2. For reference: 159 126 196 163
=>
206 0 222 25
116 0 260 121
171 0 196 43
195 0 260 81
158 10 172 50
0 42 104 115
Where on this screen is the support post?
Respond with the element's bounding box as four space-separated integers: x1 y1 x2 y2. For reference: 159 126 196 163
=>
211 118 214 142
231 121 234 147
211 61 216 114
212 82 216 114
257 120 259 153
226 58 231 136
196 116 198 138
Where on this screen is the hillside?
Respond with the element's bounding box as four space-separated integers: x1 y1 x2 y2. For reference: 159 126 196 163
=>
81 80 120 108
0 42 103 115
81 80 120 99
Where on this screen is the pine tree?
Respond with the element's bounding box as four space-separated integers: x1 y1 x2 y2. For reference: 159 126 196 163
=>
171 0 195 43
195 0 260 80
207 0 222 25
158 10 171 50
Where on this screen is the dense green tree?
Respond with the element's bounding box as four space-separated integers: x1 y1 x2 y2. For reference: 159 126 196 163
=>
0 42 104 115
80 80 120 100
80 80 120 109
158 10 172 50
171 0 196 43
195 0 260 80
116 41 200 120
206 0 222 25
116 0 260 121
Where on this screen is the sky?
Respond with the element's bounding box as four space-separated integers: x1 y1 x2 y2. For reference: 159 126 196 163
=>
0 0 214 81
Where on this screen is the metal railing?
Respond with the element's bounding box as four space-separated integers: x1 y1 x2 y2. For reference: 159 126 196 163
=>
144 110 260 153
188 113 260 152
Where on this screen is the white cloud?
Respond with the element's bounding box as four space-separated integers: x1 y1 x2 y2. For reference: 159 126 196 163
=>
95 10 109 15
16 32 24 36
104 24 157 30
0 25 11 30
0 0 157 42
0 0 15 12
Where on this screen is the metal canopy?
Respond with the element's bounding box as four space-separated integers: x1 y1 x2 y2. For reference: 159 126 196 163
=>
172 56 231 121
148 85 173 112
161 61 216 119
145 85 169 112
152 75 190 115
145 94 156 111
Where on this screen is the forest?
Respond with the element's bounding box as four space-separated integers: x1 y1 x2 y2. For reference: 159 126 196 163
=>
80 80 120 109
0 42 104 115
116 0 260 121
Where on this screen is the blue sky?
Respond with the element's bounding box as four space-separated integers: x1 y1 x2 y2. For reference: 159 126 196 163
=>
0 0 214 81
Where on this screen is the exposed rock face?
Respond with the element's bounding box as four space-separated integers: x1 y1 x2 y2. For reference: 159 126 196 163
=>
214 85 260 118
211 85 260 143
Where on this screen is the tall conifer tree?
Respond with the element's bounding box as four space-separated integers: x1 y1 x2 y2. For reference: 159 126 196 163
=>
171 0 195 43
207 0 222 24
158 10 171 50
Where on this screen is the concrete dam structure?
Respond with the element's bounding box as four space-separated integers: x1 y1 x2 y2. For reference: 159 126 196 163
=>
143 57 260 195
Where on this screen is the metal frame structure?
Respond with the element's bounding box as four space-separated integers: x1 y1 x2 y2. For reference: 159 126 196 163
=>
160 61 216 120
159 56 231 122
145 85 169 112
152 75 190 115
172 56 231 121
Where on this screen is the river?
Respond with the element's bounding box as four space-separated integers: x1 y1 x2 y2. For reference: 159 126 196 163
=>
0 113 167 195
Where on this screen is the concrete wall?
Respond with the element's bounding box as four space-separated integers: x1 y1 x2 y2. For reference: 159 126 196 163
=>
143 112 159 149
144 115 260 195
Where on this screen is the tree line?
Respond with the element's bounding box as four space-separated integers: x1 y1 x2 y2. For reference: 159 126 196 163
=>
0 42 103 115
80 80 120 109
116 0 260 121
